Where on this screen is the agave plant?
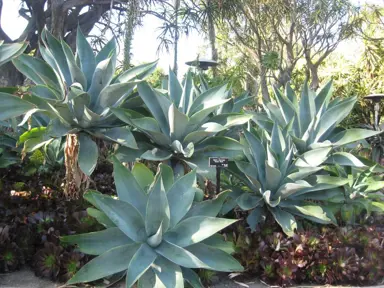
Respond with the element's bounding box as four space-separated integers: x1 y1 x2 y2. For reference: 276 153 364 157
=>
16 125 65 171
0 112 62 169
313 165 384 224
41 137 64 169
252 81 380 154
228 123 348 236
112 69 251 178
5 27 157 196
61 157 243 287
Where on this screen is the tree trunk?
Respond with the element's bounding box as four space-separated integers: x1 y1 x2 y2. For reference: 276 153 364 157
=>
260 66 270 101
30 0 46 37
123 1 138 70
50 0 65 39
173 0 180 76
245 72 259 99
304 49 320 91
275 65 294 89
308 63 320 91
206 0 218 76
0 62 24 87
64 134 88 199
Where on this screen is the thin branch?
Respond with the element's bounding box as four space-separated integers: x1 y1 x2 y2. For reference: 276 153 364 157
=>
63 0 124 11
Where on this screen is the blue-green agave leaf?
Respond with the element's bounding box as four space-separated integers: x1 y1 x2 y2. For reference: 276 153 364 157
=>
126 243 157 287
67 243 140 285
60 228 133 255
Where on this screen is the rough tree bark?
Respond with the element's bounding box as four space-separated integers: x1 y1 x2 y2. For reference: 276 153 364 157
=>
206 0 218 76
173 0 180 76
50 0 65 39
304 48 333 91
123 0 139 70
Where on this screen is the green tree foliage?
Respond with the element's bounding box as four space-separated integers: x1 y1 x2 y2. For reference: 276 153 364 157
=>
196 0 356 100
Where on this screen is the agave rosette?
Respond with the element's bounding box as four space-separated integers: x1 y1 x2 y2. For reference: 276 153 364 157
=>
0 113 62 169
112 69 252 177
61 157 242 287
252 81 380 160
0 112 46 168
228 123 348 236
4 27 157 175
312 165 384 224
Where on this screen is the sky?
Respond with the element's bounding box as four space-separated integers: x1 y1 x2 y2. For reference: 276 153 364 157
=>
1 0 205 75
1 0 383 75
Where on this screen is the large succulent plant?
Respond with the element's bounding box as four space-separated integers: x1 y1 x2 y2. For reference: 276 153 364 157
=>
61 158 243 287
112 69 251 177
0 113 61 169
315 165 384 224
252 81 380 154
6 27 157 176
228 123 348 236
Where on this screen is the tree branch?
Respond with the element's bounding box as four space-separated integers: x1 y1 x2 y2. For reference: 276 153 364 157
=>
63 0 125 11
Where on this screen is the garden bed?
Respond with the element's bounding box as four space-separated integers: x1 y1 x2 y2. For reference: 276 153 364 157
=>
0 32 384 288
0 163 383 288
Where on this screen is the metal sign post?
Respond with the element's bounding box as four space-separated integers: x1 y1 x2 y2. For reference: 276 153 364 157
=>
208 157 228 194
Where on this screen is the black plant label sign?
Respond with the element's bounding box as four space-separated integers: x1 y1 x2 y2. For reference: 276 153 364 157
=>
209 157 229 168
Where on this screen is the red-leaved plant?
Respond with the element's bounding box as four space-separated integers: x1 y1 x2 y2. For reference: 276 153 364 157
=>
233 223 384 286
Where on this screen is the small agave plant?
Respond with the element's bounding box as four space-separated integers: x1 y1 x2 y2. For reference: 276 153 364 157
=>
252 81 380 154
61 157 243 287
5 27 157 196
228 123 348 236
318 165 384 224
112 69 252 178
